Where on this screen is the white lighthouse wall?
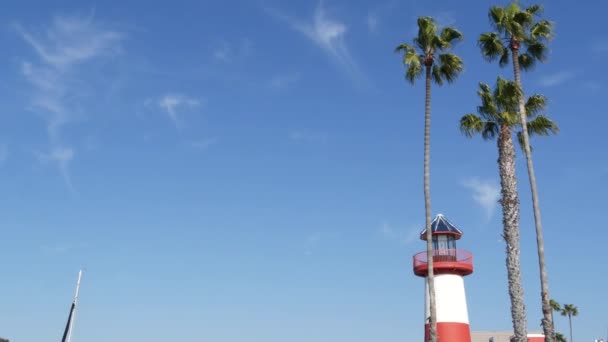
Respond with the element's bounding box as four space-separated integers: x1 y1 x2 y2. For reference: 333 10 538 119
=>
424 274 469 324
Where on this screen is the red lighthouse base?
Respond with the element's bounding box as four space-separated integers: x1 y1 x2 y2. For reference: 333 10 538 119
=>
424 322 471 342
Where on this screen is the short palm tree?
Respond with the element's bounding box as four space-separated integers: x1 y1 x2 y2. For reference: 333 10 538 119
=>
479 2 555 340
396 16 463 342
460 77 557 342
551 299 562 332
555 332 567 342
561 304 579 342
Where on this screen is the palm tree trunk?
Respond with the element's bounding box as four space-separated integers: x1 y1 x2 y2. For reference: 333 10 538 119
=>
424 65 437 342
568 314 573 342
497 124 527 342
511 46 554 342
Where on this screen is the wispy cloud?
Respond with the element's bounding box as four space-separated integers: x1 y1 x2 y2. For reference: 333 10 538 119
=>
583 80 603 93
17 15 122 70
37 146 76 193
158 94 202 128
304 233 322 256
17 14 124 190
212 39 253 62
41 243 73 255
367 13 378 32
289 130 327 143
539 71 576 87
591 41 608 54
267 2 364 82
188 138 216 151
366 2 397 33
380 222 420 245
434 11 456 27
462 178 500 220
268 72 301 90
0 144 8 165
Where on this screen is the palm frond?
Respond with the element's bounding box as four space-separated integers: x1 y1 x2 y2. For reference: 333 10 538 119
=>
518 53 536 71
482 121 500 140
395 44 423 84
431 65 443 86
494 77 521 112
394 43 415 55
561 304 579 317
416 17 438 51
499 47 510 67
460 114 484 137
505 2 522 21
530 19 553 41
513 11 533 29
525 39 549 62
509 21 526 40
439 27 463 49
479 32 507 63
406 62 424 84
525 94 547 116
436 53 464 84
488 6 506 32
431 35 445 52
477 82 498 118
516 131 529 151
501 110 520 126
527 115 559 136
526 4 543 16
550 299 562 312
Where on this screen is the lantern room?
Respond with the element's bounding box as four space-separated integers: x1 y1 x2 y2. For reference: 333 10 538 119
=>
420 213 462 252
413 214 473 277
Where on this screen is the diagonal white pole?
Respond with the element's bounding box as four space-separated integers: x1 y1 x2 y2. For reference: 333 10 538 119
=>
66 269 83 342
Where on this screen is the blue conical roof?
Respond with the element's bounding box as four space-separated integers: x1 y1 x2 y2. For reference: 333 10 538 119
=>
420 214 463 240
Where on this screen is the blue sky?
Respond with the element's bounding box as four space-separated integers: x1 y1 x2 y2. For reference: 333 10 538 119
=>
0 0 607 341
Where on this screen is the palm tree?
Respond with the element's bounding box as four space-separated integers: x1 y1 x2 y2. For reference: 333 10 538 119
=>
555 332 567 342
396 17 463 342
460 77 557 342
478 2 555 340
561 304 579 342
551 299 562 333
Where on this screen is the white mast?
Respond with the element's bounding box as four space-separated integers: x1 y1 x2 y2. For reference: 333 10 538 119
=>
66 269 83 342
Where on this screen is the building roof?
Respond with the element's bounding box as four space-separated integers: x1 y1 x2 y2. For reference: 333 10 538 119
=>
420 214 463 240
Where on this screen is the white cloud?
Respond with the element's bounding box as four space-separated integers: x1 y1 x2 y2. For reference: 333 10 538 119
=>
0 144 8 165
42 243 73 255
213 42 232 61
462 178 500 220
367 13 378 32
16 15 123 70
189 139 216 150
592 41 608 54
583 81 603 93
434 11 456 27
380 222 420 245
539 71 575 87
17 14 123 190
269 73 301 90
268 2 363 82
158 94 202 128
37 146 76 193
212 39 253 62
304 233 322 256
289 130 327 143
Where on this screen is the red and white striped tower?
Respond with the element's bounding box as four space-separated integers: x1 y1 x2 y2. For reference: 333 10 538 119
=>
413 214 474 342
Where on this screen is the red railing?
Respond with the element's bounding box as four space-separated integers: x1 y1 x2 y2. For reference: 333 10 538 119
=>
413 249 473 268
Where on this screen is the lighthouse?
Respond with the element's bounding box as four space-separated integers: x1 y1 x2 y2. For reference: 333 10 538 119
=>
413 214 473 342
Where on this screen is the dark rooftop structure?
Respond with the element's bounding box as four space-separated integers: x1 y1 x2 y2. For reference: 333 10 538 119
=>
420 213 463 240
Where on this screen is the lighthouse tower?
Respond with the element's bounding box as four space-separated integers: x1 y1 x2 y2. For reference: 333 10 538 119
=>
413 214 473 342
